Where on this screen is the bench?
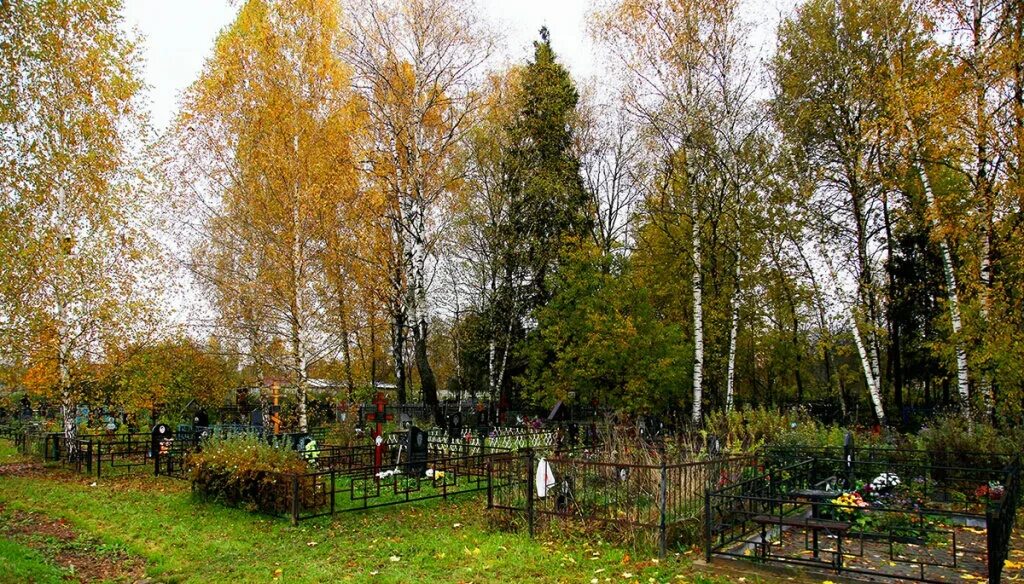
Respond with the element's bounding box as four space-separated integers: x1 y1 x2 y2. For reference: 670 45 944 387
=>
752 514 851 571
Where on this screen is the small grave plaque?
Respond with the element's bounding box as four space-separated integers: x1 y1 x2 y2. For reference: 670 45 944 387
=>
193 409 209 428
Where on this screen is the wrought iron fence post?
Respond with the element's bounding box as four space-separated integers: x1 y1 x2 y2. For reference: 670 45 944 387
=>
525 448 535 538
291 474 300 526
658 456 668 558
704 488 712 563
96 441 102 479
486 459 493 509
154 443 160 477
843 432 854 487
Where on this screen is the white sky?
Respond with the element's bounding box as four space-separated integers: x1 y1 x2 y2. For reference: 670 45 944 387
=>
122 0 798 132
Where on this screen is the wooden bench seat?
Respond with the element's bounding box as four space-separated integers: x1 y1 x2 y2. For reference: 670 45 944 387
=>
751 514 850 532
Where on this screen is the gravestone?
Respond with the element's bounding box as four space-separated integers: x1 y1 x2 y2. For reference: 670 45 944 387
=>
193 409 209 428
407 425 428 476
556 475 575 513
585 423 599 448
547 400 567 422
447 412 463 438
843 431 855 486
707 434 721 456
19 396 32 420
400 412 413 430
151 423 173 458
250 408 264 428
567 423 579 448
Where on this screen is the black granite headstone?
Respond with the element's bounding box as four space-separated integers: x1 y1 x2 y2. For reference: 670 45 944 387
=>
407 425 428 476
193 409 209 428
447 412 462 438
151 423 173 456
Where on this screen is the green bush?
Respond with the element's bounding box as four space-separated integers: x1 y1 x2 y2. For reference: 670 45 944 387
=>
915 415 1020 468
704 406 826 452
188 434 314 515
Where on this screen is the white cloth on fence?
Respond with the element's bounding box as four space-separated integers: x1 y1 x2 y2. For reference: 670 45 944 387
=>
535 457 556 498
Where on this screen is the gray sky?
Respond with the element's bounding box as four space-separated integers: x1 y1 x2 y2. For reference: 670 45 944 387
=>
123 0 796 131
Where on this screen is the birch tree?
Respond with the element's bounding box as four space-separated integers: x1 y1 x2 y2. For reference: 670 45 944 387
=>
0 0 153 456
346 0 492 417
169 0 363 431
593 0 758 423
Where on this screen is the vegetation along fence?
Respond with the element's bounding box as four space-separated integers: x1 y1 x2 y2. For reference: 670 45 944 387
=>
488 448 760 556
284 442 515 524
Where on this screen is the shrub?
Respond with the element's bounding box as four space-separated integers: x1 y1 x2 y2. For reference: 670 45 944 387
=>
188 434 314 515
915 415 1019 469
704 406 826 452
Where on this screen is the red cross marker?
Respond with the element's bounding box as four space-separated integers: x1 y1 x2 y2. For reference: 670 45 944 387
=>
364 392 393 475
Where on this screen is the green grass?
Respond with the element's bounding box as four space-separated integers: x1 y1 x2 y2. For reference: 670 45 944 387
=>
0 537 66 584
0 437 792 583
0 440 22 464
0 471 739 583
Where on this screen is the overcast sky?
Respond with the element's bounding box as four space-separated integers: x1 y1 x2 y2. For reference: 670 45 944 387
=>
122 0 798 131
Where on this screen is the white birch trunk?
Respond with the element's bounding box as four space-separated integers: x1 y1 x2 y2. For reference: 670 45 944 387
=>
725 256 741 413
58 336 77 459
977 232 993 417
905 120 971 413
487 338 497 400
820 240 885 424
851 311 887 425
291 135 308 432
691 198 704 424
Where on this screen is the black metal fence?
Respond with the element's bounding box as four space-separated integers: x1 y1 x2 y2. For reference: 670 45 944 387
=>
285 448 512 524
488 448 760 556
986 456 1022 583
705 448 1022 584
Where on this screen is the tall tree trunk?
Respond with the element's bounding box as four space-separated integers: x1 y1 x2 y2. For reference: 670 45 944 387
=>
972 0 995 419
335 279 356 402
290 136 308 433
821 239 885 424
851 310 886 426
849 179 884 397
406 194 439 422
881 191 903 416
391 301 406 404
690 196 704 424
725 255 740 413
58 345 77 460
793 236 844 418
904 119 971 414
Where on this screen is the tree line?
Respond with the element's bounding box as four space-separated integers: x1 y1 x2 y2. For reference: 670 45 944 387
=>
1 0 1022 450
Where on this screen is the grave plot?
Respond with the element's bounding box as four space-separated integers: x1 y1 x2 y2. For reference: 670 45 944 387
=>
487 445 760 555
285 425 518 523
705 445 1022 584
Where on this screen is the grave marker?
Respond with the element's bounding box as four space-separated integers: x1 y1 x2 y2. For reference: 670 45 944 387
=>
151 423 173 458
193 409 209 428
407 425 428 476
364 392 393 475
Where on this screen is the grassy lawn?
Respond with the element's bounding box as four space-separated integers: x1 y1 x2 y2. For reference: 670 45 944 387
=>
0 440 771 583
0 537 68 584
